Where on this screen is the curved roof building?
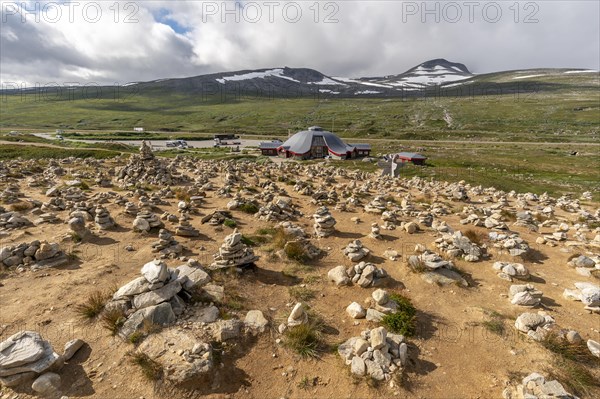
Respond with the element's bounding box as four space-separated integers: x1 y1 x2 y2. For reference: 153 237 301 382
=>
259 126 370 160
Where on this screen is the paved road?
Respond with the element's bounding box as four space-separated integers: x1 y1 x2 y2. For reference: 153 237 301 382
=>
32 133 265 150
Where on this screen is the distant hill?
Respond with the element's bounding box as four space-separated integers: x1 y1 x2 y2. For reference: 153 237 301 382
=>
2 58 598 99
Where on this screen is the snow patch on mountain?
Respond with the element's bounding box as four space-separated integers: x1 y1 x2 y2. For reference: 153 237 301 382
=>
563 70 598 74
216 69 301 84
308 77 347 86
512 74 545 80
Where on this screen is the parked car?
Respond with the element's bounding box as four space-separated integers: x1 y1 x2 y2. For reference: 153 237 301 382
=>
166 140 188 148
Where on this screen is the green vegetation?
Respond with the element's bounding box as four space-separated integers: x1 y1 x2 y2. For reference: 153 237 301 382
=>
482 319 505 336
288 286 316 302
380 294 417 337
75 291 110 320
481 310 506 336
2 71 598 143
463 228 485 246
549 358 600 397
284 241 309 263
0 144 121 160
283 320 324 358
9 202 32 211
541 332 598 363
238 203 259 214
128 351 163 381
100 308 126 336
223 218 237 228
297 375 316 390
383 142 599 200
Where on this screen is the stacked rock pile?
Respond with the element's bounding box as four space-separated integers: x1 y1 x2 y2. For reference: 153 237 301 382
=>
502 373 577 399
492 261 530 281
107 259 211 340
343 240 370 262
562 282 600 313
133 211 164 232
369 223 382 240
327 262 388 288
433 231 485 262
338 327 408 381
0 331 85 394
151 229 183 257
509 284 543 306
94 205 115 230
210 229 259 269
488 232 530 257
514 311 555 341
0 240 68 270
175 218 200 237
313 206 336 238
364 196 387 214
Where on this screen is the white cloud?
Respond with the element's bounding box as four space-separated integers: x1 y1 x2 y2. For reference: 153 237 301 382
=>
1 0 598 85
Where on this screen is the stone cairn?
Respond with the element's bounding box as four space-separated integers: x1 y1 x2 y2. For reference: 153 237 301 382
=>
509 284 542 307
41 197 66 212
133 211 164 232
364 195 387 214
175 217 200 237
0 211 31 230
256 197 299 222
151 229 183 257
346 289 404 322
94 205 115 230
433 231 485 262
0 184 23 204
115 141 188 187
210 229 259 269
124 201 139 216
514 311 555 341
0 331 85 394
107 259 211 340
327 262 388 288
502 372 577 399
408 249 453 271
201 210 231 226
563 282 600 313
32 213 59 226
492 261 530 281
338 327 408 381
381 211 399 230
68 216 90 240
277 221 306 238
312 206 336 238
488 232 530 257
369 223 382 240
343 240 370 262
567 255 599 277
0 240 68 270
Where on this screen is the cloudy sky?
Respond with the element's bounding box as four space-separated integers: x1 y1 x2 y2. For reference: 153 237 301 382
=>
1 0 598 85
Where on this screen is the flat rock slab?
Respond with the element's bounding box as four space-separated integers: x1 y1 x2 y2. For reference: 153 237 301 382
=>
421 269 468 287
119 302 176 339
133 281 181 309
0 331 46 369
139 329 213 384
176 264 211 290
113 277 152 300
0 339 60 377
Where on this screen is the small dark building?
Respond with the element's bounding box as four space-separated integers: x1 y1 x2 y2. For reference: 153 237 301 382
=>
395 152 427 165
258 140 282 156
